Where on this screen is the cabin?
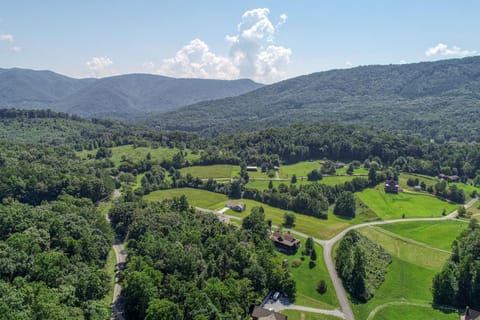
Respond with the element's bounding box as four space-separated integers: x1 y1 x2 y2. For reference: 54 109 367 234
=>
438 173 461 183
251 306 287 320
413 185 422 192
270 231 301 253
246 166 258 172
226 201 246 212
461 306 480 320
384 179 399 193
335 162 345 169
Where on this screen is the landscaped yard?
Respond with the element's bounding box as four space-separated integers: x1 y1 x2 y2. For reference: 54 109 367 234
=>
370 304 458 320
274 235 339 310
356 184 457 219
379 220 466 251
78 145 200 166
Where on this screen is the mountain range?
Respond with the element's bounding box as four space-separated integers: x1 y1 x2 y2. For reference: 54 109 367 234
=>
148 56 480 141
0 68 263 119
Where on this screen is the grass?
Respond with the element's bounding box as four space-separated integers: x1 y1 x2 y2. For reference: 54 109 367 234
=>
274 234 339 310
102 248 117 308
371 304 458 320
280 161 323 178
356 184 457 220
358 226 450 271
78 145 200 166
350 225 456 320
280 310 341 320
144 188 376 239
245 179 311 191
179 164 233 179
379 220 466 251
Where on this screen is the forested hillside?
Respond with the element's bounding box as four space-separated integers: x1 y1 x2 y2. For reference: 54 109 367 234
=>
0 68 262 119
150 56 480 141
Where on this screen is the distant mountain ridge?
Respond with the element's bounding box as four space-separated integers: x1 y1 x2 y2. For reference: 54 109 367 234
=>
0 68 263 118
150 56 480 141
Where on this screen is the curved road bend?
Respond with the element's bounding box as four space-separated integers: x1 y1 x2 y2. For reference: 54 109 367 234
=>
105 189 127 320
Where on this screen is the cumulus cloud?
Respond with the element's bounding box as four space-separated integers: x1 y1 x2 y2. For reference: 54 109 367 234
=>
425 43 476 57
157 8 291 83
86 56 114 77
0 34 14 42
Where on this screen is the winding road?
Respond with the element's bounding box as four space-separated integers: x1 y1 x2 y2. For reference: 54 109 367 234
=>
197 196 478 320
105 189 127 320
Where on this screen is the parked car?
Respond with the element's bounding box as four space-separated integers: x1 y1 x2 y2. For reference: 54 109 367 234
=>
272 291 280 301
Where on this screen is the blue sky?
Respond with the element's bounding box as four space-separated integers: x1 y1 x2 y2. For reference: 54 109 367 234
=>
1 0 479 83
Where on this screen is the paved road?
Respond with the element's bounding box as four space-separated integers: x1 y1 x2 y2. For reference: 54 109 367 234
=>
105 189 127 320
322 197 478 320
196 196 478 320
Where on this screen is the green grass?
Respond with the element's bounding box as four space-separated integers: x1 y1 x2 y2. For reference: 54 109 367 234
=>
144 188 228 210
280 161 323 178
78 145 200 166
320 176 357 186
245 179 311 191
379 221 466 251
179 164 233 178
102 248 117 308
144 188 377 239
356 184 457 220
275 235 339 310
280 310 341 320
358 227 450 271
351 225 455 319
371 304 458 320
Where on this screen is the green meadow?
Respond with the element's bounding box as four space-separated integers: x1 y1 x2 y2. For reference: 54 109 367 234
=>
180 164 233 178
356 184 457 219
281 310 341 320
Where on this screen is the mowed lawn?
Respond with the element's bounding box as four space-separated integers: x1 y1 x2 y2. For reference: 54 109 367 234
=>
281 310 341 320
180 164 233 179
353 226 456 320
78 145 200 166
144 188 373 239
274 235 339 310
356 184 457 219
371 305 458 320
280 161 323 178
379 220 466 251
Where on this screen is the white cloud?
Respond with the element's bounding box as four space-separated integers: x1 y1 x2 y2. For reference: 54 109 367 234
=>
157 8 291 83
0 34 14 42
399 59 407 64
86 56 114 77
345 61 353 67
9 46 21 52
425 43 476 57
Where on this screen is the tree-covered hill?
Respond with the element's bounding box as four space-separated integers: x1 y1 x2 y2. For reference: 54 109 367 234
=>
0 68 262 119
150 56 480 141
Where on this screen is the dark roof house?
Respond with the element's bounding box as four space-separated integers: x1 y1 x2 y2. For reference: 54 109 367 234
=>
384 179 399 193
270 231 301 253
251 306 287 320
461 307 480 320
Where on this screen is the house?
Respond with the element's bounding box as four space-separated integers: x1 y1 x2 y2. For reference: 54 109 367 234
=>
246 166 258 172
251 306 287 320
460 306 480 320
270 231 301 253
226 201 246 212
413 185 422 192
335 162 345 169
384 179 399 193
448 175 461 183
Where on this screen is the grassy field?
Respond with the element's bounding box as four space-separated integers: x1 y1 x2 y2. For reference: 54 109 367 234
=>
280 310 341 320
78 145 200 166
144 188 377 239
279 161 368 178
370 304 458 320
356 184 457 219
245 179 311 191
379 220 466 251
275 235 338 310
351 225 455 320
358 226 450 271
180 164 233 178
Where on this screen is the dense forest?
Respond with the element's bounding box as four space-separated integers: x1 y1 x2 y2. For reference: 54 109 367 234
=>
108 197 295 320
432 220 480 309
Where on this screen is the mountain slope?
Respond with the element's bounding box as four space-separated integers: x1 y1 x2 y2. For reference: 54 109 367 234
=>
0 69 263 118
150 56 480 141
